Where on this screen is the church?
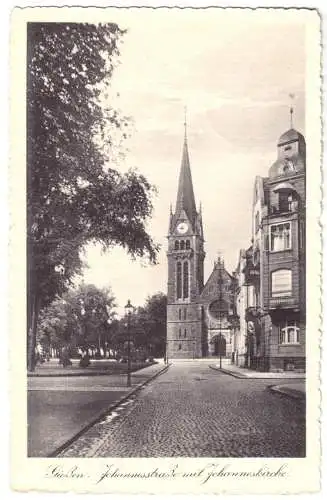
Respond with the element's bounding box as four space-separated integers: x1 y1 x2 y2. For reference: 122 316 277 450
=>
166 126 236 359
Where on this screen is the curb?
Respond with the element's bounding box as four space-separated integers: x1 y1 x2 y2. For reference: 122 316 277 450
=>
268 385 306 401
48 363 170 458
209 365 306 381
209 365 248 379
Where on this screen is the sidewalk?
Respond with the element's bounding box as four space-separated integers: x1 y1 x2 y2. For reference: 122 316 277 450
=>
210 359 306 379
28 358 159 377
269 382 305 400
209 359 305 401
28 361 169 457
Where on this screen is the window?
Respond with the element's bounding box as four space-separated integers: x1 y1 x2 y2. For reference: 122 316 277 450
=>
255 211 260 233
176 262 182 299
178 343 182 350
179 328 181 338
271 269 292 297
270 223 291 251
279 320 300 345
175 240 179 250
184 329 187 338
186 240 190 249
180 240 185 250
183 308 187 320
278 192 293 213
183 261 189 298
299 220 305 249
178 309 181 320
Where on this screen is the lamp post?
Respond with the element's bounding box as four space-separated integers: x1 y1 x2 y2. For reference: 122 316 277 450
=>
124 299 133 387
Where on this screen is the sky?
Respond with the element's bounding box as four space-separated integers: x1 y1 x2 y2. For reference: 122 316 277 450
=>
79 9 305 313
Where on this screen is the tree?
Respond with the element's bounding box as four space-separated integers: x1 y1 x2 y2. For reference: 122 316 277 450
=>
69 283 116 355
37 284 116 358
37 296 80 357
124 293 167 357
27 23 159 370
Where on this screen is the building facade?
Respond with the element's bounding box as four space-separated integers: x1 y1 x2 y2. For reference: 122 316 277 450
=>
239 126 306 371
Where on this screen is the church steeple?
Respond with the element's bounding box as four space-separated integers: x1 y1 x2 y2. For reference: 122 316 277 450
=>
175 116 197 225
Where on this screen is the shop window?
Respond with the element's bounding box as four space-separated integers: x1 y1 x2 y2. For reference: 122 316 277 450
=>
271 269 292 297
270 222 291 251
279 320 300 345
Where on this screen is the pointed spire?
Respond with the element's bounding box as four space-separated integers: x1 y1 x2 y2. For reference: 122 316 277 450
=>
175 111 197 224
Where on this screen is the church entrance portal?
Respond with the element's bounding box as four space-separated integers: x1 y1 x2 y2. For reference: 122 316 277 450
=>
213 334 226 357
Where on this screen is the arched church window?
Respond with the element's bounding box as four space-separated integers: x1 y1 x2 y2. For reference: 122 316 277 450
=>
180 240 185 250
176 262 182 299
183 261 189 299
186 240 190 249
175 240 179 250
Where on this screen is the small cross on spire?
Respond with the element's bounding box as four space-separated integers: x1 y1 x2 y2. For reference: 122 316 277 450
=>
184 105 187 143
289 93 295 128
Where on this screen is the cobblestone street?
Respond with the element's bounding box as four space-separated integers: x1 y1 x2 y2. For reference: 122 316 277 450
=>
60 361 305 458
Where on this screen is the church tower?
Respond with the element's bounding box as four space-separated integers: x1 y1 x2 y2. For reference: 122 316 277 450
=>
166 121 205 359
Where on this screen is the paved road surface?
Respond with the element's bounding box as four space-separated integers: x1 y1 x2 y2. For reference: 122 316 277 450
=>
60 361 305 458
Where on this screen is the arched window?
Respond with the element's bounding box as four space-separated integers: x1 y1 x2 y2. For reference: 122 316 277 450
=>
186 240 190 249
180 240 185 250
271 269 292 297
176 262 182 299
175 240 179 250
183 261 189 298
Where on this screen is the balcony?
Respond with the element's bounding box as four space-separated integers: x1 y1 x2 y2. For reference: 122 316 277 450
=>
268 296 299 310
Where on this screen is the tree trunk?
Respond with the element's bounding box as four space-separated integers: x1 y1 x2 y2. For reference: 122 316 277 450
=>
27 294 39 372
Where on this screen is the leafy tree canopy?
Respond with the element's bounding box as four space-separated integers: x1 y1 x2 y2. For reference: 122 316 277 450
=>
27 22 159 312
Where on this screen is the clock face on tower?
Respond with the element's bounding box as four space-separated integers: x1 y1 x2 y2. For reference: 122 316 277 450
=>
177 222 189 234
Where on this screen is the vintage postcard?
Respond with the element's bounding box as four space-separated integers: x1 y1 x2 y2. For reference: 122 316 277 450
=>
10 5 321 495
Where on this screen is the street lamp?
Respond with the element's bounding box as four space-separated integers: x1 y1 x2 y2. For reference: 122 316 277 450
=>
124 299 133 387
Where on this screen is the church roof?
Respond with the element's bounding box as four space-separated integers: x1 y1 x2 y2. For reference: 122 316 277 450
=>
175 135 197 225
277 128 305 146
